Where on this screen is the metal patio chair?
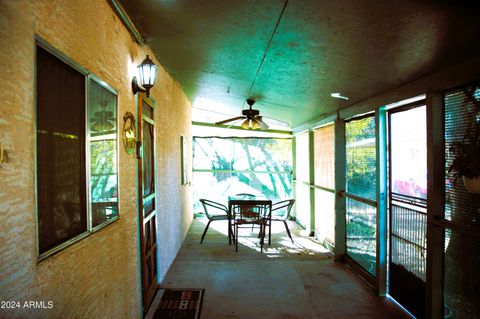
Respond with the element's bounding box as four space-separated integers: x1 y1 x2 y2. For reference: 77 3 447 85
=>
270 199 295 243
199 199 233 244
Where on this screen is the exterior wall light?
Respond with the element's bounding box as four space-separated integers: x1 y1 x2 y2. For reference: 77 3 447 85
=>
132 55 158 97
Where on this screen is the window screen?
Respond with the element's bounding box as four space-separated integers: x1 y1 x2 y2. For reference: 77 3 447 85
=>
192 137 292 211
444 229 480 318
444 85 480 223
295 132 309 182
37 46 87 253
443 84 480 318
294 132 310 227
314 189 335 245
346 198 377 276
346 116 376 200
345 115 377 276
313 124 335 245
314 124 334 189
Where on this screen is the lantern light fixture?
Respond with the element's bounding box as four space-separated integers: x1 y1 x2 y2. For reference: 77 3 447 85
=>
132 55 158 97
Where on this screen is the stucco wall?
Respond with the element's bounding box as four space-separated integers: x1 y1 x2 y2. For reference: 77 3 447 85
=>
0 1 192 318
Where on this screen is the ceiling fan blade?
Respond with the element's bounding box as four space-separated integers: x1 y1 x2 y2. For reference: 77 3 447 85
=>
215 116 245 125
261 116 289 128
254 116 269 130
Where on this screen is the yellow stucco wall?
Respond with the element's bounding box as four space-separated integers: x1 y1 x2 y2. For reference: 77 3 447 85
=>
0 1 192 318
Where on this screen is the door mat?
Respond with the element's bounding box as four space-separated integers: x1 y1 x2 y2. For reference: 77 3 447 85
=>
153 288 204 319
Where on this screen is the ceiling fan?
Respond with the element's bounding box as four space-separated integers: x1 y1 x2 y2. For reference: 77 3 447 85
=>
214 99 269 130
90 97 116 133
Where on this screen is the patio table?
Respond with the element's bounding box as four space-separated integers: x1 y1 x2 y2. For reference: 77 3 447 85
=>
227 194 272 249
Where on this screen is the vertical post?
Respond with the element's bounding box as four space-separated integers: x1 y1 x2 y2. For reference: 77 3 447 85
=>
376 107 387 296
426 90 445 319
334 118 346 261
292 135 297 180
292 135 297 220
309 130 316 236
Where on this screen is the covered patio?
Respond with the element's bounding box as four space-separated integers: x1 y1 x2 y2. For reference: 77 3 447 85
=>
1 1 479 318
146 218 410 319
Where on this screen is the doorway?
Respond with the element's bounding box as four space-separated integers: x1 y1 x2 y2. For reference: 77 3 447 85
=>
137 93 158 311
388 104 427 318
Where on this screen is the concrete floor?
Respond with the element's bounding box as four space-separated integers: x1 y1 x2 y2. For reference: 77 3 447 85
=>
147 218 411 319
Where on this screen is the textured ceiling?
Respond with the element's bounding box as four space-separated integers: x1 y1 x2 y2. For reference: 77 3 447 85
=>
118 0 480 128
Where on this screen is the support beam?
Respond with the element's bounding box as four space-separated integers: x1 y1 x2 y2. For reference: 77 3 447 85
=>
425 90 445 319
375 107 388 296
334 119 346 261
192 121 292 135
309 130 315 236
292 135 297 220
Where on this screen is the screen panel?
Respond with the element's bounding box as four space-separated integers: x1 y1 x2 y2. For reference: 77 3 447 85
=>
295 132 309 182
346 198 377 276
345 116 376 201
192 137 293 213
313 124 334 189
314 188 335 245
444 85 480 222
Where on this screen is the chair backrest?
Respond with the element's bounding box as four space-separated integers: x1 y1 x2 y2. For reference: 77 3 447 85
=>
232 203 270 224
200 199 229 218
271 199 295 221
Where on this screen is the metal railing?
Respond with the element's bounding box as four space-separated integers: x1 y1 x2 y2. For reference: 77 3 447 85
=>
390 192 427 281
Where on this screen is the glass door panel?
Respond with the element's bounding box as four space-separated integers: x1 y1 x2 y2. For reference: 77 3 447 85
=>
388 105 427 319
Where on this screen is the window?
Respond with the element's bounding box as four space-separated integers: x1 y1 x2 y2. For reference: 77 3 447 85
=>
180 134 188 186
36 42 118 258
192 137 292 211
88 79 119 228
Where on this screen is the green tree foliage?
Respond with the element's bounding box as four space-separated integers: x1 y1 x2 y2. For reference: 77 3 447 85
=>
346 117 376 199
90 140 117 201
194 137 292 201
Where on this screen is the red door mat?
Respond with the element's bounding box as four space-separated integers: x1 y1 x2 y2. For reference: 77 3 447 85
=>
153 288 204 319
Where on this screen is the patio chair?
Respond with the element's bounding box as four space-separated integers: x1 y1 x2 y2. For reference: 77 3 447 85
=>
270 199 295 243
231 202 271 252
235 193 259 231
235 193 256 197
199 199 233 244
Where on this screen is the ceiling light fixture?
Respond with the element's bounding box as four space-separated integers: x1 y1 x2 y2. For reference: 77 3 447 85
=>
216 99 270 130
251 119 260 130
330 92 349 100
241 119 250 129
132 55 158 97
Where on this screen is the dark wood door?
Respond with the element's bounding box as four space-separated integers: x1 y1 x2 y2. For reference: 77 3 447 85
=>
137 93 158 311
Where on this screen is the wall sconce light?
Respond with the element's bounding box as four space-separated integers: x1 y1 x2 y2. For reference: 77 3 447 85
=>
132 55 158 97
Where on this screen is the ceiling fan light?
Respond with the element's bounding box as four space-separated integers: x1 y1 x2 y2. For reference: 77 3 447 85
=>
251 119 260 130
91 120 114 132
241 119 250 129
